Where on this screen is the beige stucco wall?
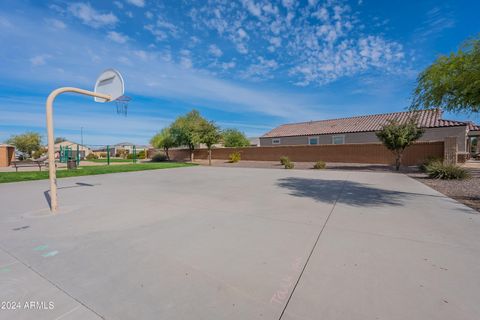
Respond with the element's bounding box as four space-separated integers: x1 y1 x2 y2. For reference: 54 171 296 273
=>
54 141 92 155
259 126 468 152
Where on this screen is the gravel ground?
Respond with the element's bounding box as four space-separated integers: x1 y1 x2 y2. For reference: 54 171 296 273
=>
409 162 480 213
195 159 480 213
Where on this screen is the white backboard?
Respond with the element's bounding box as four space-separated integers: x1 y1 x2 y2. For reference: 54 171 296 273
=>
94 69 125 102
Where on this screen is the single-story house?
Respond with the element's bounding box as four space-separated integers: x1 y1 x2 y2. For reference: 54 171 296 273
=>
0 144 15 167
468 122 480 155
113 142 149 155
91 146 116 158
53 140 92 159
249 137 260 147
260 110 479 157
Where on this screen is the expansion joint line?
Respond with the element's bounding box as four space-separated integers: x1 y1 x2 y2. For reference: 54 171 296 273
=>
278 175 349 320
0 244 105 319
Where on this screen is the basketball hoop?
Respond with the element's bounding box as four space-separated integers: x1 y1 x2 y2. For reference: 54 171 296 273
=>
46 68 127 213
114 95 131 116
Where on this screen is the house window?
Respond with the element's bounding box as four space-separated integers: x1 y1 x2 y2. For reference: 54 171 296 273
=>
308 137 318 145
272 138 281 145
332 135 345 145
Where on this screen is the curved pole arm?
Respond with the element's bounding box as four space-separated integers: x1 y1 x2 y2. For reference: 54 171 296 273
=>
46 87 111 213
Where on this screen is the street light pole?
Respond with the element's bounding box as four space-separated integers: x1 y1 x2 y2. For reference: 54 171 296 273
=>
46 87 111 213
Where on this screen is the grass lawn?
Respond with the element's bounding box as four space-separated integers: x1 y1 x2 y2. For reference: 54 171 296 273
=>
0 162 196 184
86 158 133 163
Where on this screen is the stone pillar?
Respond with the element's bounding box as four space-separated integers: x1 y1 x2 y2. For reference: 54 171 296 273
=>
444 136 458 165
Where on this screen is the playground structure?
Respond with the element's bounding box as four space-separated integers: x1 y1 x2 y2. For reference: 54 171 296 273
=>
87 144 146 164
58 144 145 165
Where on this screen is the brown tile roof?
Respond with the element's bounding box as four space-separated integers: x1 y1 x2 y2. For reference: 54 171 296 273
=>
262 110 470 138
467 122 480 131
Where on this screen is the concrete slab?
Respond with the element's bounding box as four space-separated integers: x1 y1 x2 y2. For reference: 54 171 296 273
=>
0 166 479 319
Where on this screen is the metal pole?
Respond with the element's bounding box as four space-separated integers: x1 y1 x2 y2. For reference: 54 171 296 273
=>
46 87 111 213
76 144 80 165
133 145 136 164
107 145 110 165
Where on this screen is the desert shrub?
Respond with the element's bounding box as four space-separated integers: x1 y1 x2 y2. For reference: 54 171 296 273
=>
313 160 326 169
151 153 168 162
86 153 98 160
419 156 443 172
116 149 128 159
280 156 290 165
98 152 107 158
137 150 146 159
126 152 144 159
284 161 294 169
426 162 470 180
228 151 241 163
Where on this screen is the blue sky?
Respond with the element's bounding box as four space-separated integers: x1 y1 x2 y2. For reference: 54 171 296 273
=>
0 0 479 146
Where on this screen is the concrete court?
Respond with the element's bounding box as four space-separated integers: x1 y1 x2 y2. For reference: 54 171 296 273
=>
0 166 479 320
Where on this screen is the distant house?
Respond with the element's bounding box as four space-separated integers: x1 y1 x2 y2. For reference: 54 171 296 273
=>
0 144 15 167
54 140 92 159
248 137 260 147
113 142 149 155
260 110 480 157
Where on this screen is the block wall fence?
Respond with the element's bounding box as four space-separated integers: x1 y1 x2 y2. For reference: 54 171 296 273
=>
153 141 445 166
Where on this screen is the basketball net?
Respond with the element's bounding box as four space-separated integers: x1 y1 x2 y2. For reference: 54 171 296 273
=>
115 95 131 116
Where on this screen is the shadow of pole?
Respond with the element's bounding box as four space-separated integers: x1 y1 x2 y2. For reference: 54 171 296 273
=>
43 182 96 210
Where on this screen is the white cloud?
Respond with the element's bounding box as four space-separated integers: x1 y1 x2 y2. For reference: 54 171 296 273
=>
189 36 201 46
145 11 153 19
107 31 129 43
242 0 262 18
133 50 148 60
208 44 223 57
45 18 66 29
240 57 278 81
126 0 145 7
179 50 193 69
144 17 179 41
68 2 118 28
189 0 406 85
415 7 455 41
180 57 193 69
221 61 236 70
282 0 295 9
113 1 123 9
237 28 248 39
30 54 51 66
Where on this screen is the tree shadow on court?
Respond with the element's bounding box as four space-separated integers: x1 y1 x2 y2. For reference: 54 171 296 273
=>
276 177 445 207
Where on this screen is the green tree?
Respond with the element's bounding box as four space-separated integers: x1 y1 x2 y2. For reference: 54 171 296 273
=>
376 118 424 171
150 128 177 160
55 137 67 144
199 121 222 166
170 110 207 161
6 132 42 157
411 35 480 113
222 129 250 147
